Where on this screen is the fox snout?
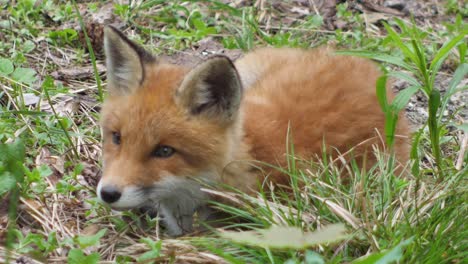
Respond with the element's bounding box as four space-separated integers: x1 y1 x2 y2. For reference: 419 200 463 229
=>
97 180 147 210
97 173 209 236
98 185 121 204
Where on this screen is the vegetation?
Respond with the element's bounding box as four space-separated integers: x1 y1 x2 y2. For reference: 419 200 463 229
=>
1 0 467 263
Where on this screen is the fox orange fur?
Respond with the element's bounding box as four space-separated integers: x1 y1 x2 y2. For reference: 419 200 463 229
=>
98 26 410 236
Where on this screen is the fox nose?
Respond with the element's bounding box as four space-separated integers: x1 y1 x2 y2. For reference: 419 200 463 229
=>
100 186 122 204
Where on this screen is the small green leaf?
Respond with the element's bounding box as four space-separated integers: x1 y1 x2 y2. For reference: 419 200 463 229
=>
0 173 16 195
0 58 14 75
192 18 206 30
308 15 323 28
11 67 37 84
68 249 100 264
38 165 53 178
375 237 414 264
22 40 36 53
411 39 427 83
352 237 413 264
430 33 467 73
452 123 468 133
137 239 162 262
305 250 325 264
390 86 419 112
138 250 161 262
353 252 387 264
0 140 26 182
140 237 162 250
76 229 107 249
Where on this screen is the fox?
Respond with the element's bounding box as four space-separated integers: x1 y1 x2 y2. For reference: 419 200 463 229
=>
97 26 410 236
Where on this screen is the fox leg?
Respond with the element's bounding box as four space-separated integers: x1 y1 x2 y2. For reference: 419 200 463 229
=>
158 201 195 237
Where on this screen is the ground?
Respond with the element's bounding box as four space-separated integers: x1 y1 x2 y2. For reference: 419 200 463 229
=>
0 0 467 263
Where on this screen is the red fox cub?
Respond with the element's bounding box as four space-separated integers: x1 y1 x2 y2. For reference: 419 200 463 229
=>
98 26 409 236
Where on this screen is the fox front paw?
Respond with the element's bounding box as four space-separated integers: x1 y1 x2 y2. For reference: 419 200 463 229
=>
158 203 194 237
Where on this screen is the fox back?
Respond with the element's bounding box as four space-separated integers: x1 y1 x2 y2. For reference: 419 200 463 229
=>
98 26 409 236
238 48 409 184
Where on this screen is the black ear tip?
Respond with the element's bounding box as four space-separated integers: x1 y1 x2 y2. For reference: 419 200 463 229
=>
105 24 118 31
104 25 127 41
205 56 239 78
210 55 235 68
210 55 240 81
103 26 156 64
104 25 125 37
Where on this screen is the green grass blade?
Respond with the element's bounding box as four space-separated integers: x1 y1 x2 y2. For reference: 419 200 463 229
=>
410 128 423 177
411 39 430 93
390 85 419 112
375 237 414 264
335 51 414 71
138 0 169 10
72 0 103 102
428 89 441 133
387 71 421 87
384 111 398 148
447 63 468 94
429 32 467 74
438 63 468 123
352 237 414 264
1 110 50 116
428 89 443 178
375 75 389 110
458 42 466 64
383 22 418 63
41 76 79 160
375 75 400 147
202 0 243 15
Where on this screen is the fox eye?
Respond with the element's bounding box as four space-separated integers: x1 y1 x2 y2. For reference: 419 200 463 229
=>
112 132 121 145
151 145 175 158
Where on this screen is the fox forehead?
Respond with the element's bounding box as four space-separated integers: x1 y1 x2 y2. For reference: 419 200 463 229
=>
100 63 228 160
101 64 185 129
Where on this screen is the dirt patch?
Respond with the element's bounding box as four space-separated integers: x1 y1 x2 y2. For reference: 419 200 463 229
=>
161 37 243 67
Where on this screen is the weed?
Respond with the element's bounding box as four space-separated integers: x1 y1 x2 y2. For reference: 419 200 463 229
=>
338 19 468 180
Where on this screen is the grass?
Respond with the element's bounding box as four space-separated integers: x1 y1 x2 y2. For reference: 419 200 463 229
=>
1 0 467 263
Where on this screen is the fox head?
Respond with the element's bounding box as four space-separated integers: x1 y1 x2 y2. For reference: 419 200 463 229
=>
97 26 243 210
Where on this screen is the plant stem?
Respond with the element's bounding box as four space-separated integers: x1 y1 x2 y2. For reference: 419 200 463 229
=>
72 0 103 102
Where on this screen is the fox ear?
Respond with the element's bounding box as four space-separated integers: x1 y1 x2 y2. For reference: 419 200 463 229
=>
104 26 155 95
176 56 242 123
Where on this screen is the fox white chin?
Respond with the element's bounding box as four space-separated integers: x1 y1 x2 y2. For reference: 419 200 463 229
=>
97 176 211 236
